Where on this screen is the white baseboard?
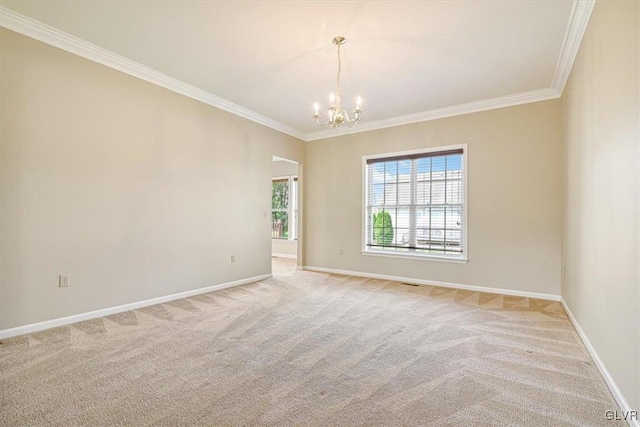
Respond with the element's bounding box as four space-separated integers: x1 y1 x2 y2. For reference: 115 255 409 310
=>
271 253 297 259
302 266 561 301
0 274 272 340
561 299 639 427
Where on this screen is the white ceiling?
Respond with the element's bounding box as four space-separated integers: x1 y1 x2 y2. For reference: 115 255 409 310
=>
2 1 589 140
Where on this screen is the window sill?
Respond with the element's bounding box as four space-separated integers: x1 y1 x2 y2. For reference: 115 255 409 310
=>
272 239 297 243
361 250 468 264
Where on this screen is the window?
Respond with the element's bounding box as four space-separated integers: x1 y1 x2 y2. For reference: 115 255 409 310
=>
364 145 467 261
272 176 298 240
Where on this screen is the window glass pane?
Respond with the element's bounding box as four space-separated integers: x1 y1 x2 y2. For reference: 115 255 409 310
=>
417 207 431 229
370 163 386 185
416 181 430 205
445 206 462 230
368 206 378 245
416 158 431 177
431 181 445 204
396 207 410 229
371 184 385 206
447 168 463 180
383 183 397 205
371 209 395 247
272 180 289 210
272 211 288 239
366 207 374 244
397 182 411 204
396 206 410 246
432 156 446 174
445 230 462 252
446 180 462 204
397 160 411 182
431 206 445 233
396 228 410 246
446 155 463 173
384 161 398 184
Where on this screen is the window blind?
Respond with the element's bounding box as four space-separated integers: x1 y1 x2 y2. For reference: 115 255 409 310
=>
365 149 465 257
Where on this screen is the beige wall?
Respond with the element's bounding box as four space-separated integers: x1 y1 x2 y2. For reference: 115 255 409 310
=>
0 29 305 330
272 240 297 257
272 160 298 177
562 0 639 411
272 160 298 257
304 100 563 296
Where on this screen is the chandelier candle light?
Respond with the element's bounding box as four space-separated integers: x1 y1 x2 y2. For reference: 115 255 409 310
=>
312 36 363 129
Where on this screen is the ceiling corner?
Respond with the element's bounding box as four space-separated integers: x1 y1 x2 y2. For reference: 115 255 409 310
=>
551 0 596 95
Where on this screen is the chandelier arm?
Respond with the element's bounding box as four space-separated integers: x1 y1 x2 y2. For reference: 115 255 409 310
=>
314 116 331 127
344 111 359 123
345 111 361 127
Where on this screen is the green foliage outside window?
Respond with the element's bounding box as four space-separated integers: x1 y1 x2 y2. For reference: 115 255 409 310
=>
272 180 289 238
373 210 394 245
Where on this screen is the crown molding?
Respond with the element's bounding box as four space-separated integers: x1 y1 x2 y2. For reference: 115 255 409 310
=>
0 1 595 143
305 88 560 141
0 6 306 141
306 0 595 142
551 0 596 94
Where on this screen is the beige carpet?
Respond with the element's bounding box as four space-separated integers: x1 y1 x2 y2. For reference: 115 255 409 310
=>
1 264 622 426
271 256 297 276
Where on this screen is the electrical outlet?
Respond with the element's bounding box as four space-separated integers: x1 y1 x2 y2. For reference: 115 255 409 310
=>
263 211 268 219
231 255 236 264
59 274 70 288
339 248 344 256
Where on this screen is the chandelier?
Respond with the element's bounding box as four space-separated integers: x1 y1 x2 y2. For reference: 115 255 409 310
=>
312 36 363 129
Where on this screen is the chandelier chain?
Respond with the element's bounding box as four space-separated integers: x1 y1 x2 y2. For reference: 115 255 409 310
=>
336 42 342 89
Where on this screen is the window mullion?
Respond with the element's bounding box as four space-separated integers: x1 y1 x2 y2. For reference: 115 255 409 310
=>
429 158 433 251
409 159 417 248
444 156 448 252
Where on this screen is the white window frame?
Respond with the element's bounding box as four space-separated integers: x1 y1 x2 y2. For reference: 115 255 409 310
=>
361 144 468 263
272 175 298 241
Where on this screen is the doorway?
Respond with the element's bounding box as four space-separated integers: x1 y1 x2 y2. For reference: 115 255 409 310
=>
271 156 299 276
